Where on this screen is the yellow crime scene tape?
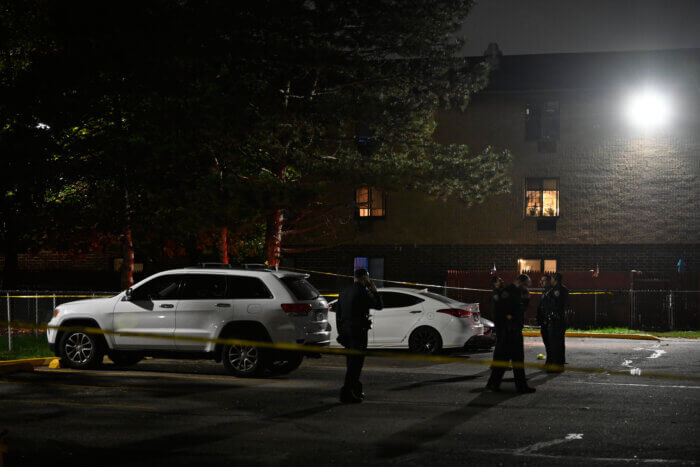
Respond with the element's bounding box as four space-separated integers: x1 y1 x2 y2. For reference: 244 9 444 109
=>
286 267 614 295
2 320 698 383
3 295 115 299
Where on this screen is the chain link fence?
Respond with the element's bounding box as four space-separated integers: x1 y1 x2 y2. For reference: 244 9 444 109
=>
446 288 700 331
1 290 117 351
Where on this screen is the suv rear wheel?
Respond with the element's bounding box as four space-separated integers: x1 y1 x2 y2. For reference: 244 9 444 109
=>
222 341 267 377
60 331 104 369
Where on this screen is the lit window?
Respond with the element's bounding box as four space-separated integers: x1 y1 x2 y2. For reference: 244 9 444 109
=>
518 259 541 273
525 178 559 217
356 187 385 217
518 258 557 274
543 259 557 273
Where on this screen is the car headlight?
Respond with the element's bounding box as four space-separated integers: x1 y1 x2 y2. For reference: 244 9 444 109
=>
53 308 63 318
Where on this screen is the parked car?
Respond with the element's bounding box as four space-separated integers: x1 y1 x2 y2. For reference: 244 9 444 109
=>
464 316 496 349
328 287 483 354
47 265 330 377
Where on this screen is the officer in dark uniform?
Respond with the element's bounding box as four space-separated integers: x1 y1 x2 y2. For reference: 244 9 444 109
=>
486 274 536 393
545 272 569 372
336 268 383 403
490 275 504 317
536 274 553 364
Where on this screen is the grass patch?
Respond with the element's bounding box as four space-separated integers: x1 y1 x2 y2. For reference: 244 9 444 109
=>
568 327 700 339
0 334 53 360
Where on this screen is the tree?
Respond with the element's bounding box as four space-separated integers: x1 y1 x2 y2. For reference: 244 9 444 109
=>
190 0 512 265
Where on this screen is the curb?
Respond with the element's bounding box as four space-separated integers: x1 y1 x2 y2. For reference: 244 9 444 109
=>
522 331 660 341
0 357 59 375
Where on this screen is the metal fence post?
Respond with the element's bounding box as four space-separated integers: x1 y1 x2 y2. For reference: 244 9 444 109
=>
593 290 597 327
35 296 39 338
6 293 11 352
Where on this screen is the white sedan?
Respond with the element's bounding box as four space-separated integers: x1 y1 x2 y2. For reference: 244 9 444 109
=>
329 288 483 354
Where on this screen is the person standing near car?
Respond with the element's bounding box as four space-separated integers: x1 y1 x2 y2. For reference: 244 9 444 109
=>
545 272 569 372
336 268 383 403
486 274 536 393
537 274 553 364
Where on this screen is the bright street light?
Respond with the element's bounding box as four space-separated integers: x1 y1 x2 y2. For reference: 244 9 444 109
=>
625 88 672 129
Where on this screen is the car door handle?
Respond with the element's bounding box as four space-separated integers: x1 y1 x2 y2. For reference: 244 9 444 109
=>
160 304 174 309
409 310 422 313
216 303 231 308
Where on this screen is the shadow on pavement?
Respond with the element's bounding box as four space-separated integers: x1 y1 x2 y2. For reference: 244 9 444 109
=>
375 371 562 460
390 369 492 391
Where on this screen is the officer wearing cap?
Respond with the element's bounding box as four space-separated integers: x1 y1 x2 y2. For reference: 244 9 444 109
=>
545 272 569 372
486 274 536 393
336 268 383 403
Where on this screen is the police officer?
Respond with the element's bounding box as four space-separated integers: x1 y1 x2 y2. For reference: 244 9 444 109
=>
336 268 383 403
545 272 569 372
486 274 536 393
537 274 553 364
490 275 504 316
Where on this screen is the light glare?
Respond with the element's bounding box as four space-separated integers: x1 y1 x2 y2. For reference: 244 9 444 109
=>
625 89 671 129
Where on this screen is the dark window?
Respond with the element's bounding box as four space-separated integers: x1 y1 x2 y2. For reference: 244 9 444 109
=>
180 274 227 300
525 178 559 217
378 292 424 309
227 276 273 299
541 101 560 142
131 274 182 301
524 101 559 152
356 187 386 217
524 104 540 141
420 291 460 305
281 276 320 300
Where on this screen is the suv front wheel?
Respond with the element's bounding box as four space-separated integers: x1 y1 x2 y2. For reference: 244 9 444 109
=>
60 331 104 369
222 343 266 377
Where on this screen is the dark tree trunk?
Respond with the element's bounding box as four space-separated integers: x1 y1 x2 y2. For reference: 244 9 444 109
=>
265 209 284 267
120 188 135 289
220 227 229 264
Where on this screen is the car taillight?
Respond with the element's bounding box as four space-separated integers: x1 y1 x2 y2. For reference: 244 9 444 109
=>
281 303 312 313
437 308 472 318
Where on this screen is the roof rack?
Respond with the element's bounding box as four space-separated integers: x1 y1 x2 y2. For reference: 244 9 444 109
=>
195 263 233 269
241 263 274 271
191 262 275 271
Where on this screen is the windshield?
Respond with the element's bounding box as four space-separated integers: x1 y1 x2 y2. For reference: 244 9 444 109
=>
281 276 320 300
419 291 460 305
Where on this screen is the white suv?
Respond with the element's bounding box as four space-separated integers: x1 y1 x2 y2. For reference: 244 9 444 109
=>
47 266 331 377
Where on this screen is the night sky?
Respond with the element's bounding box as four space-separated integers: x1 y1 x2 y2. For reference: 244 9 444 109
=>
460 0 700 56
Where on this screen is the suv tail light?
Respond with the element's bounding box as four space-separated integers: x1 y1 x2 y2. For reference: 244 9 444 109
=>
437 309 473 318
281 303 313 313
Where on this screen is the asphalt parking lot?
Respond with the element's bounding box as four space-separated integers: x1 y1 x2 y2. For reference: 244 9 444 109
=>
1 337 699 466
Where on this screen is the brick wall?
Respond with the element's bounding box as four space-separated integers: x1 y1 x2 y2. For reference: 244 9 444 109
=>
0 251 112 272
288 243 699 291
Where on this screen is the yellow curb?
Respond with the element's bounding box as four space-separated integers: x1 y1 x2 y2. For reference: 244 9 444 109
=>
0 357 59 375
522 331 660 341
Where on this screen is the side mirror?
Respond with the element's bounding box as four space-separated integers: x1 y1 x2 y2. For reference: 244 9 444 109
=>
124 288 133 301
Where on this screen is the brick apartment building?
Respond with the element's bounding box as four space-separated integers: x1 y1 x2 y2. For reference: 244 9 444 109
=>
287 49 700 304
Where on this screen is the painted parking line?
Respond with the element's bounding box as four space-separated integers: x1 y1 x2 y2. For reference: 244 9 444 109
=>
576 381 700 390
35 368 277 384
0 398 156 411
0 378 176 393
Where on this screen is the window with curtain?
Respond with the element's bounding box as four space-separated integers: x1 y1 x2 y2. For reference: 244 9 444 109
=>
525 178 559 217
356 187 386 217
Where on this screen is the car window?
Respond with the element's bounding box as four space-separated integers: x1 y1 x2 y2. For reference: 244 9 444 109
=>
180 274 227 300
131 274 182 301
227 276 273 299
281 276 320 300
419 291 459 305
378 292 424 309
